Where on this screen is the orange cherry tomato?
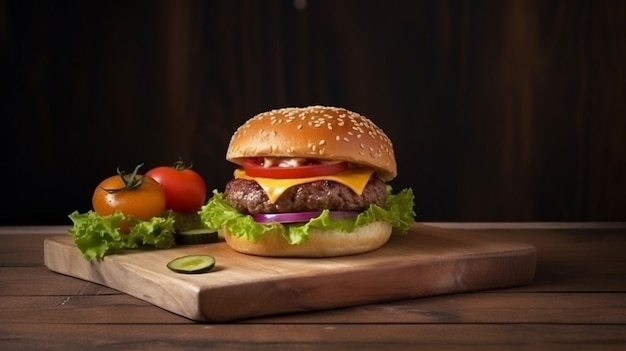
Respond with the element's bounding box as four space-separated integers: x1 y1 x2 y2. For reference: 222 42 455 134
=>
92 164 166 231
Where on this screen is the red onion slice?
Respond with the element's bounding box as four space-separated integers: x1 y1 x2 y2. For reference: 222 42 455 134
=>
252 211 359 224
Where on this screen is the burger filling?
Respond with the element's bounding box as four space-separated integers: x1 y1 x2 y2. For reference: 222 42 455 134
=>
224 177 386 215
199 155 415 246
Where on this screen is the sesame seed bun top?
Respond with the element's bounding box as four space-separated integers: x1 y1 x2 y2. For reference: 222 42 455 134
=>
226 106 397 181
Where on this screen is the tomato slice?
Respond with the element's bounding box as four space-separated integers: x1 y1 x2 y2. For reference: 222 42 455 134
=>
242 159 348 179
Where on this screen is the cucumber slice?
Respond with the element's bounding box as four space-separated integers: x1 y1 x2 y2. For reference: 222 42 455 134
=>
167 255 216 274
174 229 218 245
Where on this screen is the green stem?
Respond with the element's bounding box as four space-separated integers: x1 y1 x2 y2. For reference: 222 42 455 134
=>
173 156 192 171
102 163 146 193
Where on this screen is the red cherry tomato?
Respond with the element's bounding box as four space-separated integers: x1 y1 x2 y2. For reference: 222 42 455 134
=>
242 158 348 179
146 161 207 213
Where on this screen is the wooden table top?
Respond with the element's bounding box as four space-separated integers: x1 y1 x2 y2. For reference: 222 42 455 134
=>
1 223 625 350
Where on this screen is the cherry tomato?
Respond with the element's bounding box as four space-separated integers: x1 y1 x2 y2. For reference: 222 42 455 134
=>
146 160 207 213
92 164 167 231
242 158 348 179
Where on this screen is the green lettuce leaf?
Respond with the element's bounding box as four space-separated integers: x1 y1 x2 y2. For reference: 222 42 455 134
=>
198 186 415 246
68 211 176 260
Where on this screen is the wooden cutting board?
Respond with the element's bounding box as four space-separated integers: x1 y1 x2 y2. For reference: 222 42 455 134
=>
44 223 536 322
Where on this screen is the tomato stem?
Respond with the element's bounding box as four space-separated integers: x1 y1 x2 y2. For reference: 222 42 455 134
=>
102 163 146 193
173 156 193 171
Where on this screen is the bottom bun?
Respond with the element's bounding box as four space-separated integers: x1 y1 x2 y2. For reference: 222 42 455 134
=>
222 221 392 257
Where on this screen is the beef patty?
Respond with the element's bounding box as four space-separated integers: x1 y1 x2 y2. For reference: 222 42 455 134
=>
224 177 387 214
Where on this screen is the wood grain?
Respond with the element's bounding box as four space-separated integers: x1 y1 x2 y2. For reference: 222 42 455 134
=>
2 224 625 350
42 224 536 321
3 292 625 325
1 323 625 351
3 1 625 226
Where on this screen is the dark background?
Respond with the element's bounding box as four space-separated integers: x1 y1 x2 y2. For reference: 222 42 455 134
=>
1 0 625 225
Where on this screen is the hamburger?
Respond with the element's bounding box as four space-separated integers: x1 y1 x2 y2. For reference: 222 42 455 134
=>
200 106 415 257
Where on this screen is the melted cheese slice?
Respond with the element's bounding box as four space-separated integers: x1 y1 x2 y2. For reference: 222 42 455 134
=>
234 168 374 203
